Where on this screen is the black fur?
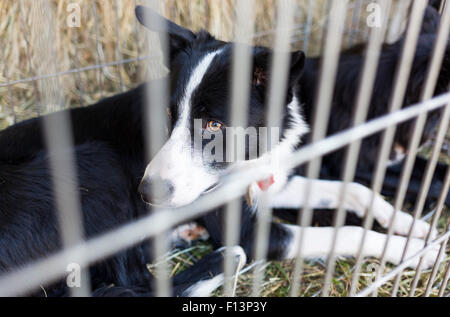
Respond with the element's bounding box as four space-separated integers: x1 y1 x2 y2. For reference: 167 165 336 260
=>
0 85 156 296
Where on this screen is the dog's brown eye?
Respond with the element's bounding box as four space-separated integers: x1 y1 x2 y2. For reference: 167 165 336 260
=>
206 120 223 132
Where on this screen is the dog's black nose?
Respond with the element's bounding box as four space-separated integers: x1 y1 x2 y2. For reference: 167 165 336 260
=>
139 177 174 206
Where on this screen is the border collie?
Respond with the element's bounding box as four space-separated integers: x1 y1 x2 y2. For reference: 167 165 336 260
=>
0 6 447 297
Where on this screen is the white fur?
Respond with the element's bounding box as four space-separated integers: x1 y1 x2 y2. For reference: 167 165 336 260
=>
282 225 440 269
272 96 310 155
177 50 224 128
183 274 224 297
270 176 436 240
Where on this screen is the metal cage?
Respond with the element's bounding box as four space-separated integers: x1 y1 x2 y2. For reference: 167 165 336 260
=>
0 0 449 297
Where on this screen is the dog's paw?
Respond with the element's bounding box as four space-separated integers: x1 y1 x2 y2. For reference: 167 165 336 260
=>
170 222 209 248
392 212 437 240
386 236 440 269
405 239 441 269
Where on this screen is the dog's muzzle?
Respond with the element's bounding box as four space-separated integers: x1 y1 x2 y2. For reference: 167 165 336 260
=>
138 176 174 206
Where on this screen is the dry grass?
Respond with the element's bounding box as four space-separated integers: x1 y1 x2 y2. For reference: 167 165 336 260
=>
0 0 448 297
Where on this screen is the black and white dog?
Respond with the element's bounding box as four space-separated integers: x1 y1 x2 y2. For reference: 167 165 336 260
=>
0 6 447 297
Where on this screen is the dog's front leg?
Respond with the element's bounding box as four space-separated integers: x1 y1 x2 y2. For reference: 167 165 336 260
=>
269 223 440 269
269 176 436 239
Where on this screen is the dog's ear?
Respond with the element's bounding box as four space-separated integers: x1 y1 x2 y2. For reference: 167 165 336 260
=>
289 51 306 85
252 48 271 88
252 49 306 88
135 6 195 57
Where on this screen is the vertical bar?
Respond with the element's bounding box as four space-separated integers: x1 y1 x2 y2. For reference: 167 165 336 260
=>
289 0 350 297
91 0 104 98
224 199 243 297
318 0 332 55
30 0 90 297
0 41 17 124
134 0 142 81
251 195 272 297
302 0 315 54
187 0 193 27
70 0 86 106
19 0 41 115
360 0 374 41
309 0 350 297
113 0 124 91
204 0 210 31
438 257 450 297
224 0 256 297
251 0 296 297
386 0 411 44
170 0 176 21
438 0 447 14
347 0 364 47
310 0 349 145
142 0 171 297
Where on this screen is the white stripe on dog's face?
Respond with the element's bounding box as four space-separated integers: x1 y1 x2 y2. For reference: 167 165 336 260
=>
141 50 223 208
177 50 223 129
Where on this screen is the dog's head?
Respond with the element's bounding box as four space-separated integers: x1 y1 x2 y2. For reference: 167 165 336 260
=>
135 6 308 208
